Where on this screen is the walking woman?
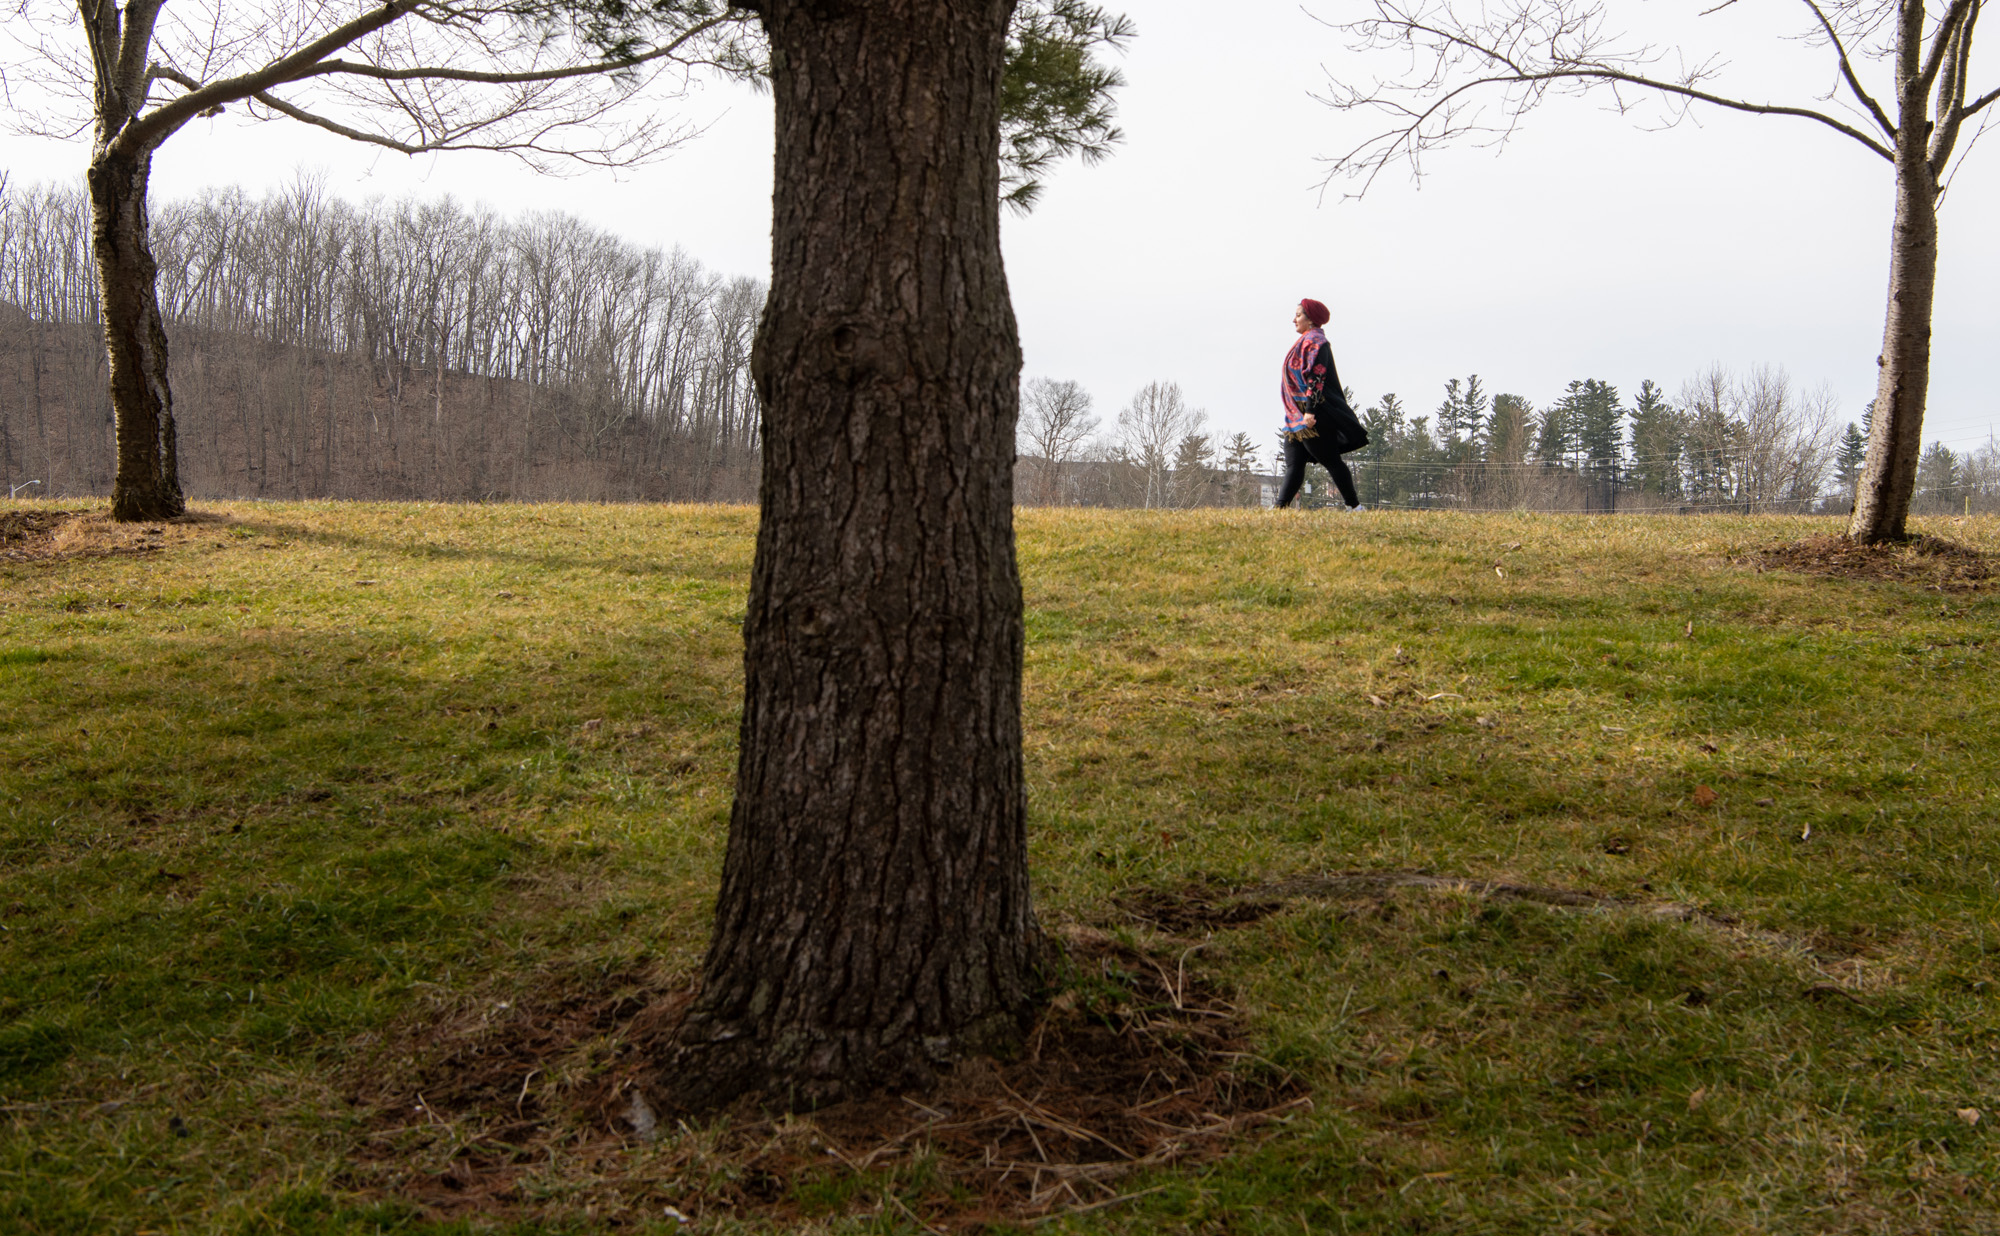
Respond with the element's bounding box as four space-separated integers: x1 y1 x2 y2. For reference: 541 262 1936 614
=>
1276 298 1365 511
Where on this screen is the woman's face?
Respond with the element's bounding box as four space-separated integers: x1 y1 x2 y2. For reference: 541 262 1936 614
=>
1293 306 1313 333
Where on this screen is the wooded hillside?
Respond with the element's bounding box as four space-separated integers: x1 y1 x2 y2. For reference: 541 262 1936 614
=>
0 178 762 503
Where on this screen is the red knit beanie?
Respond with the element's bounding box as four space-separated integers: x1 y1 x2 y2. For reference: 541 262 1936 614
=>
1299 298 1331 327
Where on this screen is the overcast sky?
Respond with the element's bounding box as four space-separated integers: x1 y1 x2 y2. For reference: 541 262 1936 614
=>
4 0 1995 466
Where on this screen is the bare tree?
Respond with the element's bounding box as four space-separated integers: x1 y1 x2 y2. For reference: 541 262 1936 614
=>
4 0 747 518
1677 364 1838 509
1115 379 1204 509
1017 375 1098 504
1319 0 1998 542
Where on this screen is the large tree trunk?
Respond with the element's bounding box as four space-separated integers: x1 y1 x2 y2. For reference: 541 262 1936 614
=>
1849 0 1940 545
672 0 1039 1111
88 149 185 522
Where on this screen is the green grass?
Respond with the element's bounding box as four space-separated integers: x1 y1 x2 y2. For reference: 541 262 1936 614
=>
2 500 1997 1233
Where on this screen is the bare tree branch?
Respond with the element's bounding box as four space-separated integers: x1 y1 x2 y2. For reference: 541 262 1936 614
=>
1316 0 1898 195
109 0 162 118
117 0 419 155
243 85 431 152
1796 0 1896 138
285 13 732 87
1557 65 1895 157
1928 0 1974 169
1914 0 1976 97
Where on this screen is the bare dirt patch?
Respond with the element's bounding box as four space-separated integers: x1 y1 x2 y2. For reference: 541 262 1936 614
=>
1758 534 1996 590
345 936 1307 1228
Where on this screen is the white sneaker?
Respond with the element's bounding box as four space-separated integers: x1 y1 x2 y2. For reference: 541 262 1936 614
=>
1349 504 1367 512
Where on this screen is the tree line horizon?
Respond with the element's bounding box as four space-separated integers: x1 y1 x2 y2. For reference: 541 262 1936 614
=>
1017 370 2000 516
6 176 1992 517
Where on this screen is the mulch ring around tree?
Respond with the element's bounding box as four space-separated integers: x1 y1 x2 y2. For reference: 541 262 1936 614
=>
343 931 1308 1229
1757 534 1996 590
0 507 209 563
0 508 95 562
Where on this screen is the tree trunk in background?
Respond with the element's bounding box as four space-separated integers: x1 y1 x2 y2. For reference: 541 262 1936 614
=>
672 0 1040 1110
88 150 184 521
1849 0 1940 545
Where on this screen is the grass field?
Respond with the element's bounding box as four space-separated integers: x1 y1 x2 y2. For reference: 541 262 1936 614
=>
2 500 1997 1234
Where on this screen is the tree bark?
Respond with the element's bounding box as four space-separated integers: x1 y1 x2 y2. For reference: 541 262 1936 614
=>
1849 0 1941 544
89 150 185 521
672 0 1039 1111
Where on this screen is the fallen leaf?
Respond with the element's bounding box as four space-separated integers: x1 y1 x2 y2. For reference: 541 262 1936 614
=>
1700 739 1720 753
1800 822 1813 842
1475 716 1496 727
1755 797 1775 807
1685 620 1694 637
1693 785 1718 808
1688 1086 1709 1111
1368 694 1389 707
1495 565 1506 578
582 718 603 732
1502 542 1523 551
1958 1108 1982 1126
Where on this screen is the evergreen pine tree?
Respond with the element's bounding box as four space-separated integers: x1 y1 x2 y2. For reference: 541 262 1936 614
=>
1486 394 1534 465
1403 415 1445 506
1628 379 1684 498
1436 379 1466 442
1835 423 1868 497
1574 380 1624 479
1220 431 1261 506
1915 441 1964 513
1434 374 1489 461
1355 392 1406 506
1167 432 1215 508
1459 374 1489 455
1533 384 1581 466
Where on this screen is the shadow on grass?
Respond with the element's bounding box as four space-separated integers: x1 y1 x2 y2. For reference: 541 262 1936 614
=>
224 509 755 584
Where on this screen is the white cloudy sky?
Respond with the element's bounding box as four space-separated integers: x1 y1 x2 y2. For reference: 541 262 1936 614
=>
4 0 1995 465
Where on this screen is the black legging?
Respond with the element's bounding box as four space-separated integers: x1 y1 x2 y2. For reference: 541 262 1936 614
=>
1276 434 1360 509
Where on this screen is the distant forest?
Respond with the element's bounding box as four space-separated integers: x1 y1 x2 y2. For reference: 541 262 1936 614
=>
1 177 761 504
1017 373 2000 515
4 176 1993 514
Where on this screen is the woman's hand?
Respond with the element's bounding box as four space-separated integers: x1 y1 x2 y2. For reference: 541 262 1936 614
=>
1304 413 1317 428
